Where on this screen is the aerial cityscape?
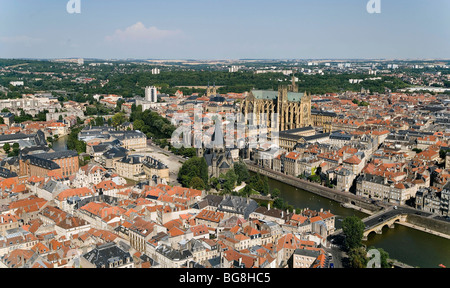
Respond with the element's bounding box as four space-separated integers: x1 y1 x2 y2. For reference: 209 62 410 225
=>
0 0 449 274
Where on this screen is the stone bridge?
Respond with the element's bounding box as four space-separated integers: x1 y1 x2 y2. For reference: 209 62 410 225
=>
362 214 407 241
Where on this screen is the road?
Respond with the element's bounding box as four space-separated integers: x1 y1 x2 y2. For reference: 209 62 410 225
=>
323 242 346 268
362 205 433 231
140 141 188 185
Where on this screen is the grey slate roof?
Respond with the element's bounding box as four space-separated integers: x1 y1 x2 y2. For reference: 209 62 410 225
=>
82 242 133 268
218 195 259 219
33 150 78 160
155 244 192 261
102 146 128 159
42 180 70 194
203 195 223 207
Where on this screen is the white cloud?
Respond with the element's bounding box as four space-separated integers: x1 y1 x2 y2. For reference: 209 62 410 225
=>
105 22 182 42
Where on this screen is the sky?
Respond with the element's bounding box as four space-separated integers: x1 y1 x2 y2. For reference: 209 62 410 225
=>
0 0 449 60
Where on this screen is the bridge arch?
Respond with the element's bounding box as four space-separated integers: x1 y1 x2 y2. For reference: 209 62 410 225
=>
365 230 378 240
382 224 391 231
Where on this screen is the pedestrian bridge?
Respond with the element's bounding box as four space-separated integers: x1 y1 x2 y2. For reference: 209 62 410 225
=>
362 214 407 241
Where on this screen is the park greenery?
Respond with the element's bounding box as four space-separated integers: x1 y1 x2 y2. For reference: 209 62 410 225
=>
342 216 365 251
0 58 418 103
177 156 209 190
177 159 300 212
129 105 176 140
66 126 87 154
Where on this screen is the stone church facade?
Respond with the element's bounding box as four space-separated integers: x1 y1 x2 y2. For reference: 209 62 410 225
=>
241 78 313 132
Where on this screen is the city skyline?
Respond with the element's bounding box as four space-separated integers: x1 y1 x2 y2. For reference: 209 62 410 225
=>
1 0 449 60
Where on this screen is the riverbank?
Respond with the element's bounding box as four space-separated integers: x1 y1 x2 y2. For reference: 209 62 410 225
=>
250 163 450 268
399 221 450 240
340 203 374 216
246 162 450 240
246 162 382 213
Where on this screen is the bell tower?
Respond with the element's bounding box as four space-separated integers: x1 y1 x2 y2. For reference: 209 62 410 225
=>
289 75 298 92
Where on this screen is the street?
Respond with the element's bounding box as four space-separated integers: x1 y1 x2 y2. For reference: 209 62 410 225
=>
140 141 187 185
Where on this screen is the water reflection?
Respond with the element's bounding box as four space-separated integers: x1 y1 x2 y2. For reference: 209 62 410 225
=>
52 136 68 152
259 172 450 268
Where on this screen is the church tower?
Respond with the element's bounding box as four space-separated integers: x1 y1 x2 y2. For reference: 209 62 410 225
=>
206 82 217 97
288 75 298 93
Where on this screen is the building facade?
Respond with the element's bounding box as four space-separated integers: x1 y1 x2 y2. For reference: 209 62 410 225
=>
19 151 79 178
241 79 312 133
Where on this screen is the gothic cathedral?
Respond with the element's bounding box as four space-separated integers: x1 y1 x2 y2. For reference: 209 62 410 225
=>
241 76 312 132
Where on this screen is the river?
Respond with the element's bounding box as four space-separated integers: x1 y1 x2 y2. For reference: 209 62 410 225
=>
263 175 450 268
52 135 68 152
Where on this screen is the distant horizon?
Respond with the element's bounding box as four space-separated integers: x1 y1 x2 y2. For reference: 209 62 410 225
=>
3 57 450 62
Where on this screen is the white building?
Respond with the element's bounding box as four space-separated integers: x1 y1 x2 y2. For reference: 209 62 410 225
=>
229 66 239 73
145 86 158 103
9 81 24 87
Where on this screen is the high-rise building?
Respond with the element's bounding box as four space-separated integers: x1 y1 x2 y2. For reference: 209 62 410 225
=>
145 86 158 103
229 66 239 73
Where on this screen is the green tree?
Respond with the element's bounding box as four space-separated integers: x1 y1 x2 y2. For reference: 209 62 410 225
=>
262 175 270 195
348 247 368 268
178 156 208 188
115 99 125 112
210 177 219 189
85 106 98 116
111 112 127 127
67 126 86 154
342 216 365 251
241 185 253 196
223 169 238 192
271 188 280 199
3 143 10 153
233 162 250 185
133 119 145 131
273 197 285 209
189 176 206 190
308 174 321 183
368 247 391 268
95 117 104 126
